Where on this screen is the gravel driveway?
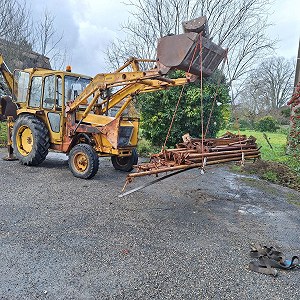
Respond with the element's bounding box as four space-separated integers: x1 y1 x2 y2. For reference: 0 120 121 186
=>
0 148 299 299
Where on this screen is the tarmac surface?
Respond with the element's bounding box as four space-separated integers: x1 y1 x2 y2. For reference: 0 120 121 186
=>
0 148 300 299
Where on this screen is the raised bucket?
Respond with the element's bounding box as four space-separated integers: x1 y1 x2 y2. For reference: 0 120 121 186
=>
156 17 226 77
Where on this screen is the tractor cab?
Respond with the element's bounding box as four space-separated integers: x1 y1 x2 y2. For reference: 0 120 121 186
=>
12 68 92 144
13 69 93 108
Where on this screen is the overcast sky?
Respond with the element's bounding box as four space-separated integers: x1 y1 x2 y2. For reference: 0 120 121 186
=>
28 0 300 76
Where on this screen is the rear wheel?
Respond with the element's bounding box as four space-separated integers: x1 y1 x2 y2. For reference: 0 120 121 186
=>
12 114 50 165
111 148 138 172
68 144 99 179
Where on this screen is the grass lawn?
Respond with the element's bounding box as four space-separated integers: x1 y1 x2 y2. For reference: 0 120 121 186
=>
220 129 300 171
219 129 300 181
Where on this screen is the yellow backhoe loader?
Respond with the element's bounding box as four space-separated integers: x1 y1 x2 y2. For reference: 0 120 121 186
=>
0 17 225 179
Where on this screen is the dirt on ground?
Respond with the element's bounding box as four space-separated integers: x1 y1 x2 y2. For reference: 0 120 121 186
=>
242 160 300 191
0 148 300 299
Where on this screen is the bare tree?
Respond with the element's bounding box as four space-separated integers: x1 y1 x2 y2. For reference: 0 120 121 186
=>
236 75 270 123
0 0 33 70
35 10 63 57
0 1 67 96
0 0 31 42
0 0 34 95
238 56 295 116
33 9 66 70
104 0 275 86
105 0 200 69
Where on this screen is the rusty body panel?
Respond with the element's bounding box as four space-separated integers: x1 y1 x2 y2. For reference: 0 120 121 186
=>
157 33 225 76
156 17 226 76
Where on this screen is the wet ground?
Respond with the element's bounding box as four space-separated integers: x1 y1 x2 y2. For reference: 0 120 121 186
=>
0 148 300 299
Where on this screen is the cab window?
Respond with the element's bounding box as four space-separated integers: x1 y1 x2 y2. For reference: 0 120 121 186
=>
43 75 56 109
13 71 30 103
56 76 63 107
29 76 43 108
64 76 92 103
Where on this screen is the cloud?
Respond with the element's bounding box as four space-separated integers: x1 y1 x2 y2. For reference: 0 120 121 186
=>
23 0 300 75
66 0 130 75
27 0 130 75
268 0 300 59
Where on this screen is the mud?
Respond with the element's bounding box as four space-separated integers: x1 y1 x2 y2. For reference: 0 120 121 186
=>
243 159 300 191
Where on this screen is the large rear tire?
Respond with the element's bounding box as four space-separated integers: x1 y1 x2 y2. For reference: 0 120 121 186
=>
12 114 50 165
111 148 138 172
68 144 99 179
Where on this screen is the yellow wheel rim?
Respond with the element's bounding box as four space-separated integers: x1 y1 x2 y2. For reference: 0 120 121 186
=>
16 125 33 156
73 152 88 172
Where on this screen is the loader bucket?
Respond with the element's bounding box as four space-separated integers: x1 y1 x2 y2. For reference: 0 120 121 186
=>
156 17 226 77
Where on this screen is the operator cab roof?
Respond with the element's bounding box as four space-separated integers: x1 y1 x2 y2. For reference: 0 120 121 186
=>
22 67 92 80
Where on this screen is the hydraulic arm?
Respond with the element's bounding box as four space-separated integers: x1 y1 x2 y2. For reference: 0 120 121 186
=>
0 55 13 93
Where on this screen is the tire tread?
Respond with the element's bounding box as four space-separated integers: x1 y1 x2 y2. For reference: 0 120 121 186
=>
68 144 99 179
12 114 50 166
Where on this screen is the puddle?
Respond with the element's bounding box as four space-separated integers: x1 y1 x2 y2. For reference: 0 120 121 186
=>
222 173 256 199
238 204 265 215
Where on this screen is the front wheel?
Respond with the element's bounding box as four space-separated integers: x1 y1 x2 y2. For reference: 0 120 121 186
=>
68 144 99 179
111 148 138 172
12 114 50 165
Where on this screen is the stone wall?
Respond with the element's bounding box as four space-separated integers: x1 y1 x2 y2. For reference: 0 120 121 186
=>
0 39 51 70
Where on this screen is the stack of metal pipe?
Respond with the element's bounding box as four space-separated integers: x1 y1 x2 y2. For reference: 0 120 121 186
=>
128 132 260 179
